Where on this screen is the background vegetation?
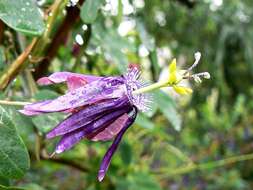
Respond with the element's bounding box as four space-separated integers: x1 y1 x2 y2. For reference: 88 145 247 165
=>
0 0 253 189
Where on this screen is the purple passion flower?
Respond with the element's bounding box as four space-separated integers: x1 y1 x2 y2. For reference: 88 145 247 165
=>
20 68 150 181
20 52 210 181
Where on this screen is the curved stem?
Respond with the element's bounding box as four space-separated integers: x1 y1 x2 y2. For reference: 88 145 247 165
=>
154 152 253 178
0 0 67 90
0 100 30 106
0 39 38 90
133 81 167 95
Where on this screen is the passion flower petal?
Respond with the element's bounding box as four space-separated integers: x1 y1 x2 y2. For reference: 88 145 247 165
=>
98 107 137 181
37 72 102 87
88 113 129 141
22 77 126 113
54 106 132 153
66 76 88 91
168 59 177 84
20 100 53 115
173 86 193 95
46 97 130 139
18 109 43 116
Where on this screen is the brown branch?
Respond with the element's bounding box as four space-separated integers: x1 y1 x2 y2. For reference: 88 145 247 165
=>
28 148 90 173
41 156 91 173
0 38 38 90
175 0 196 8
0 0 65 91
33 0 85 79
0 20 4 44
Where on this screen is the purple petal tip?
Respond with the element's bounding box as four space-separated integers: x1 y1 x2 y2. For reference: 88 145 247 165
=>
98 170 105 182
18 109 27 115
19 109 40 116
55 146 64 154
37 77 52 85
55 150 63 154
46 132 55 139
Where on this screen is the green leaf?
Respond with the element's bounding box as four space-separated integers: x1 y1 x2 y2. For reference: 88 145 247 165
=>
80 0 104 24
23 183 45 190
135 113 155 129
4 107 34 147
34 90 59 101
91 22 136 72
136 20 155 51
0 106 30 179
0 181 46 190
31 90 63 133
0 176 10 186
32 113 64 133
148 50 160 81
0 0 45 36
154 91 182 131
116 173 162 190
0 185 24 190
119 141 132 165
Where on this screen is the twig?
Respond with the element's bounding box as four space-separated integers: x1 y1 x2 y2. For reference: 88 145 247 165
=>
28 148 90 173
41 156 90 173
17 33 38 96
0 0 66 90
0 100 30 106
31 0 64 57
0 39 38 90
0 20 4 43
33 0 85 79
24 69 38 96
153 152 253 178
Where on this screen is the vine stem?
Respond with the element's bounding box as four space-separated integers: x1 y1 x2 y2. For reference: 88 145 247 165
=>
154 152 253 178
0 100 30 106
0 0 66 90
0 39 38 90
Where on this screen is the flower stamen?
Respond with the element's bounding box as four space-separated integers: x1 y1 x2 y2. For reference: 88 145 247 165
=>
133 52 210 95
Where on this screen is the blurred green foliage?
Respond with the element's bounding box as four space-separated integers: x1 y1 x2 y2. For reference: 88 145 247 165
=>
0 0 253 189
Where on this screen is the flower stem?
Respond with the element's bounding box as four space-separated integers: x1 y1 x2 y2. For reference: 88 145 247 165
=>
0 100 30 106
133 81 168 95
154 152 253 178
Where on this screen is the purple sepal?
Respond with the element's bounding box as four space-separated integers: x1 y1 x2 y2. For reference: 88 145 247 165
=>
88 113 129 141
66 76 88 91
37 72 102 88
46 97 130 138
18 109 43 116
97 107 137 182
19 100 53 115
21 77 125 113
54 106 132 154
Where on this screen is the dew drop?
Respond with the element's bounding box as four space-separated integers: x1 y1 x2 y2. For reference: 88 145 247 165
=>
82 24 88 31
75 34 84 45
